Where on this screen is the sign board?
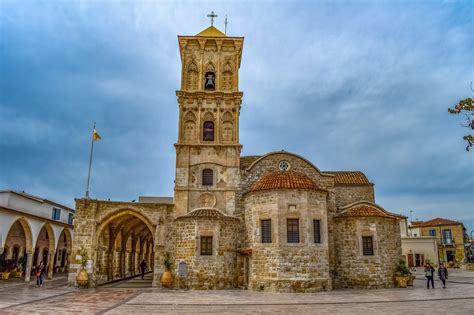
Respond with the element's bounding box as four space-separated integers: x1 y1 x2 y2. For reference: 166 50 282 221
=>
178 261 187 277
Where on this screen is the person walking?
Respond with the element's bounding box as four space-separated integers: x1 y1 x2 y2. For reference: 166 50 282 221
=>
424 262 435 289
438 262 448 288
35 262 45 288
140 260 147 280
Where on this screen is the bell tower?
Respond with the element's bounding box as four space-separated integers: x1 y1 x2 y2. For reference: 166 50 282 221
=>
174 24 244 217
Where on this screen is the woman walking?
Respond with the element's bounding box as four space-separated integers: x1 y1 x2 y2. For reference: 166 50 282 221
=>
35 262 45 288
438 262 448 288
424 262 435 289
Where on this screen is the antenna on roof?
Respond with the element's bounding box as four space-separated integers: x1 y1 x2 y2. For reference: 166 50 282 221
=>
225 15 228 34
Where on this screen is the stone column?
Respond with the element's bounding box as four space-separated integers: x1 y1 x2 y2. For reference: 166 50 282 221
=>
24 252 33 282
47 251 55 279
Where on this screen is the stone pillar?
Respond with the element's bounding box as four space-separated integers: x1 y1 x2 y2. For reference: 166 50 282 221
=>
47 251 55 279
25 252 33 282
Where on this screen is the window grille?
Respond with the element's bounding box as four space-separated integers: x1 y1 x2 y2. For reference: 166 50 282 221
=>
362 236 374 256
287 219 299 243
202 169 214 186
200 236 213 255
313 220 321 243
261 219 272 243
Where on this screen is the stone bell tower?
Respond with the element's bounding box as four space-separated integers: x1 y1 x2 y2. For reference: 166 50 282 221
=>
174 24 244 217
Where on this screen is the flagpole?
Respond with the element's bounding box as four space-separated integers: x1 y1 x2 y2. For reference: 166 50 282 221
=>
85 122 96 199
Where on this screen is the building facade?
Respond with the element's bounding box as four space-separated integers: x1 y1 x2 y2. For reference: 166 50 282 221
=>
69 25 404 292
0 190 74 282
410 218 467 265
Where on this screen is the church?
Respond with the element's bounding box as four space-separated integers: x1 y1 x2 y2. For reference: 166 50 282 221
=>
68 23 403 292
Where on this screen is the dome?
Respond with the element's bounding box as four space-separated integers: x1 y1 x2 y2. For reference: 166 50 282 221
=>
250 171 324 193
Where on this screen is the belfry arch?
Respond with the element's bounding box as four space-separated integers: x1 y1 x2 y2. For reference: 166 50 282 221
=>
95 210 155 283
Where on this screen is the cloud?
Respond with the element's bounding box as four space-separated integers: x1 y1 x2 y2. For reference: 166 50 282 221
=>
0 1 472 231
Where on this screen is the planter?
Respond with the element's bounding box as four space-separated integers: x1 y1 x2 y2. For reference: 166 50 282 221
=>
407 275 416 286
395 276 410 288
161 270 173 288
1 272 11 280
76 269 89 288
14 271 23 278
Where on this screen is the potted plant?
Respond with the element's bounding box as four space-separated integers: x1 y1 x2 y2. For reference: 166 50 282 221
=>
1 270 11 280
14 256 27 278
76 247 89 288
161 252 173 288
395 259 411 288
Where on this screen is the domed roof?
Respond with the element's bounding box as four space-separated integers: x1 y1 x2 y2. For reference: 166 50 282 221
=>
250 171 324 193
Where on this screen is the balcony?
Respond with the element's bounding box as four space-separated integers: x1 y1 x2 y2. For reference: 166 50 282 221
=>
441 238 455 246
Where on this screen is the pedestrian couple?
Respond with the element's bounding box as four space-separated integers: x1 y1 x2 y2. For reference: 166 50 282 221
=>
424 262 448 289
35 262 46 288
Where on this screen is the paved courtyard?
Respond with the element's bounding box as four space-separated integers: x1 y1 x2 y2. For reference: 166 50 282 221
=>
0 270 473 314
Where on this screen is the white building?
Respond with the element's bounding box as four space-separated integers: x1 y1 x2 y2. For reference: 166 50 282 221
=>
399 218 438 267
0 190 74 282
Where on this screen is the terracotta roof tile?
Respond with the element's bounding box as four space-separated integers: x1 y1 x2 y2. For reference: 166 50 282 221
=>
337 204 402 219
250 171 325 193
179 208 239 220
411 218 462 227
324 171 371 185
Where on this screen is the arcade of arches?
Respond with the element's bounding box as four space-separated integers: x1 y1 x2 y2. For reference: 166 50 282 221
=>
68 201 174 287
0 218 72 282
95 213 154 283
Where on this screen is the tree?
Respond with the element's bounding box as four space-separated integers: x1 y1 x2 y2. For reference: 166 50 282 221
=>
448 98 473 151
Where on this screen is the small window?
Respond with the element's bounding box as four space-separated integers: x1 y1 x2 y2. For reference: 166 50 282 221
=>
287 219 299 243
362 236 374 256
202 169 213 186
261 219 272 243
429 229 436 236
203 121 214 141
52 207 61 220
68 213 74 225
313 220 321 243
200 236 213 255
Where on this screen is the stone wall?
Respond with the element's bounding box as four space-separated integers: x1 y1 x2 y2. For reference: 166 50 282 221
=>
333 185 375 208
244 189 331 292
333 216 401 288
174 215 240 289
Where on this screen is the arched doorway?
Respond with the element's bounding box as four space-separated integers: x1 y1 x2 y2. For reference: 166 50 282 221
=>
54 228 72 273
95 211 154 284
1 218 33 281
35 224 55 278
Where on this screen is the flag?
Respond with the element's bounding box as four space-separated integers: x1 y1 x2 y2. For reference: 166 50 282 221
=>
92 127 102 141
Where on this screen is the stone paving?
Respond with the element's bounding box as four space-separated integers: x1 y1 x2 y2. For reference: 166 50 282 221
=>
0 270 473 314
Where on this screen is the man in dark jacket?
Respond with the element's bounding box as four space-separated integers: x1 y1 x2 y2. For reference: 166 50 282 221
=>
438 262 448 288
424 262 435 289
140 260 147 280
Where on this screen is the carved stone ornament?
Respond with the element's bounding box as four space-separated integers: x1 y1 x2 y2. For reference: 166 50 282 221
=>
199 192 217 208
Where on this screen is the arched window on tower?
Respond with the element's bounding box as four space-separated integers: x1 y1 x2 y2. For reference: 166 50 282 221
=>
203 121 214 141
204 72 216 90
202 169 214 186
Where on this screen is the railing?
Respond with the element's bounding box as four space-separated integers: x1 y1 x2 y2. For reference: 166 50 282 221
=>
441 238 455 245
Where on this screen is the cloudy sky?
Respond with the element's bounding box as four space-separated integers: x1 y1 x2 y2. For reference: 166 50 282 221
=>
1 0 472 232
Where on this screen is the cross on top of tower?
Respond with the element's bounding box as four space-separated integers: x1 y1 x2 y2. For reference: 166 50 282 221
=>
207 11 218 26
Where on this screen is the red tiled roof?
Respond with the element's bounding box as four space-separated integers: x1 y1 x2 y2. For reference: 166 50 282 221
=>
336 203 403 219
324 171 371 185
411 218 462 227
250 171 325 193
179 208 239 220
